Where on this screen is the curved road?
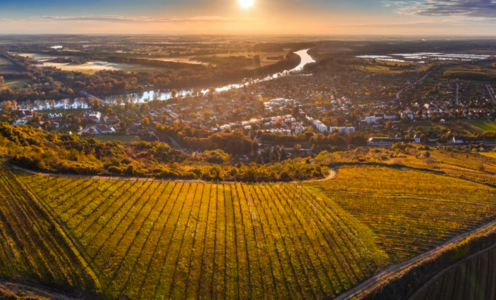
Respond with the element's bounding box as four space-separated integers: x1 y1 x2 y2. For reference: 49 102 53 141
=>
11 165 336 184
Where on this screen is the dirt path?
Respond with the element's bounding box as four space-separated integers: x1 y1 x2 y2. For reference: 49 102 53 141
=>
333 218 496 300
11 165 337 184
0 280 80 300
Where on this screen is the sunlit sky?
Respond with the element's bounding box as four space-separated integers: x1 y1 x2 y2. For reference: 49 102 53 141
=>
1 0 496 35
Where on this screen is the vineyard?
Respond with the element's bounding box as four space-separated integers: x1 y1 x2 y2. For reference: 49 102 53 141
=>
306 166 496 262
0 167 100 298
15 170 388 300
2 161 496 299
409 246 496 300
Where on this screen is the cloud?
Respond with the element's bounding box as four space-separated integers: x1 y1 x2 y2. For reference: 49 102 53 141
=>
392 0 496 18
32 15 256 23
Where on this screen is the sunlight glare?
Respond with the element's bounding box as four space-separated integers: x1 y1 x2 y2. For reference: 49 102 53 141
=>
239 0 254 9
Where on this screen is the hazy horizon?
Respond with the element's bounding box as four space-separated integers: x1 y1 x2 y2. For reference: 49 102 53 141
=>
2 0 496 35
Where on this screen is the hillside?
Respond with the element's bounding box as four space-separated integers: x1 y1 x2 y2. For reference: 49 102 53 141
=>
306 165 496 262
1 147 496 299
0 166 101 298
11 167 387 299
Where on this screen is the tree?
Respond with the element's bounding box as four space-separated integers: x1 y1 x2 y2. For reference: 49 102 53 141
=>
171 89 178 98
420 134 427 143
251 140 259 153
294 144 302 152
0 76 4 88
385 121 392 130
1 101 12 111
142 117 150 126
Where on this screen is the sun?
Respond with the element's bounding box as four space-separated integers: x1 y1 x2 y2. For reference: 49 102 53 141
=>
239 0 254 9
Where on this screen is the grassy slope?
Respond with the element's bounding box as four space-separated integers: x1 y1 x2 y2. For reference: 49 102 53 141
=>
306 165 496 262
16 174 387 300
4 151 496 299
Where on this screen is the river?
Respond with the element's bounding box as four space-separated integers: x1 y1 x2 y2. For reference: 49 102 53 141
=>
28 49 315 110
101 49 315 104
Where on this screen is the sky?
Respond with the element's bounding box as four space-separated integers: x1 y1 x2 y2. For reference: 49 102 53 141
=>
1 0 496 35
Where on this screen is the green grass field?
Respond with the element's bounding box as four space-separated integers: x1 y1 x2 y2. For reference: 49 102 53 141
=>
467 120 496 132
3 79 29 90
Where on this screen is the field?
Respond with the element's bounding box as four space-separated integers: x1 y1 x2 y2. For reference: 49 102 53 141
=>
409 245 496 300
16 53 172 74
466 120 496 132
3 79 29 90
0 167 99 297
16 170 387 299
393 150 496 186
306 166 496 262
42 61 166 75
2 158 496 299
481 152 496 159
0 56 25 72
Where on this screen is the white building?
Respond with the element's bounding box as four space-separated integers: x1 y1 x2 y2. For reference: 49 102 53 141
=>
330 127 356 134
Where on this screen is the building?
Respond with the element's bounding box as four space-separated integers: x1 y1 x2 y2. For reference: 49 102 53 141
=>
368 137 404 145
329 127 355 134
453 137 483 144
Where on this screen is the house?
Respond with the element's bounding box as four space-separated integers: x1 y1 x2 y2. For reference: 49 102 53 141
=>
97 124 115 134
365 116 376 124
368 137 404 145
16 110 34 119
384 114 398 120
414 133 422 144
13 119 28 126
453 137 483 144
329 127 355 134
401 112 415 120
104 115 120 124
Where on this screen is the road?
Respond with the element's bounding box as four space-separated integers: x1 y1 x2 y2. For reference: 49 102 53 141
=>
486 84 496 104
0 280 78 300
396 70 432 100
11 165 336 184
455 83 459 105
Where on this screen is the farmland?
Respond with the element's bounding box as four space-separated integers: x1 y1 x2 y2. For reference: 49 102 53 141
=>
3 79 29 90
16 169 387 299
306 165 496 262
2 160 496 299
0 167 100 298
